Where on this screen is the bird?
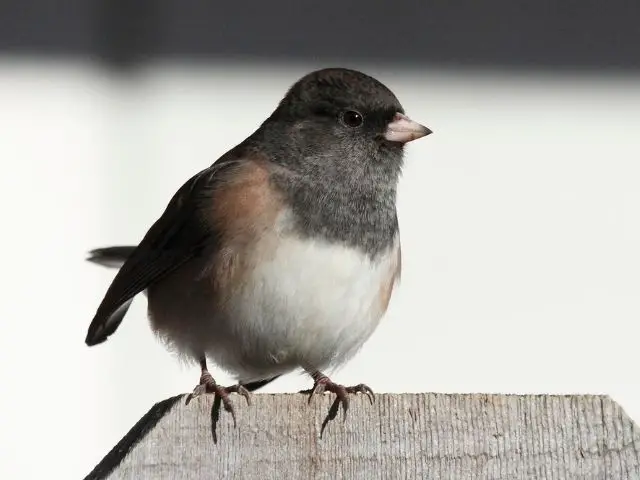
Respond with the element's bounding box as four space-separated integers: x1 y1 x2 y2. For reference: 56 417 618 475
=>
86 67 431 422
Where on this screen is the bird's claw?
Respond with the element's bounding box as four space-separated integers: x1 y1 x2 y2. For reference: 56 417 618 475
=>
345 383 375 405
306 376 375 421
185 372 251 428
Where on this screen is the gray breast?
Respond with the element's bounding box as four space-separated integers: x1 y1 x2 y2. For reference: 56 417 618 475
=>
270 171 400 258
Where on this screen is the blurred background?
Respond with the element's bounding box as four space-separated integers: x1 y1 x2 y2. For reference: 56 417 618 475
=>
0 1 639 477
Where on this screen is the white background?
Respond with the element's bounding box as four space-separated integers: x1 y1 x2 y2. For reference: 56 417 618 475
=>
0 59 638 478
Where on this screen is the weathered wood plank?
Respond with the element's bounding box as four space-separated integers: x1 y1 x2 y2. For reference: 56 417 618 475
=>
85 393 640 479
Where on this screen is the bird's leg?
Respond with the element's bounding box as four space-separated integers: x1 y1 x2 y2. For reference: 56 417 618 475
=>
304 370 375 420
185 357 250 426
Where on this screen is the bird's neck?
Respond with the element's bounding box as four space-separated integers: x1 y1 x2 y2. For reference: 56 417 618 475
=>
270 168 400 258
241 125 403 257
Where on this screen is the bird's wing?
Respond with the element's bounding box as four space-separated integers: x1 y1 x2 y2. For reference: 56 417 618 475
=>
85 159 244 346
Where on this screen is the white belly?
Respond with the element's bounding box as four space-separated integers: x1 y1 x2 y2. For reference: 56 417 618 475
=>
207 234 400 382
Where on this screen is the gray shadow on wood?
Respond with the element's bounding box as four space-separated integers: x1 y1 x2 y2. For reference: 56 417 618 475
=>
83 394 183 480
320 397 342 438
209 394 223 444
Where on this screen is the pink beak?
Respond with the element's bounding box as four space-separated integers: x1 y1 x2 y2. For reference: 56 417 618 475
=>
384 113 432 143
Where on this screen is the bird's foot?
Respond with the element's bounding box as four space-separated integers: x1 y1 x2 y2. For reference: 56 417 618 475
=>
305 372 375 421
185 370 250 427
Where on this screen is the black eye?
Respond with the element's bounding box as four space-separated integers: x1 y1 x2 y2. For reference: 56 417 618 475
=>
341 110 363 128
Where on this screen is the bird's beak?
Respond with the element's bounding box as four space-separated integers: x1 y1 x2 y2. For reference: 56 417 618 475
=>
384 113 432 143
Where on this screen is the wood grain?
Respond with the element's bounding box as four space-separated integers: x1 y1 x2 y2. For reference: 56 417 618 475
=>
85 393 640 480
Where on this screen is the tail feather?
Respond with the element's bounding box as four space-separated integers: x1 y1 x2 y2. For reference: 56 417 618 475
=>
86 246 136 269
242 376 281 392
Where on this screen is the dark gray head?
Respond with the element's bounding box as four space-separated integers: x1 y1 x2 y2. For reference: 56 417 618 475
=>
252 68 430 185
246 68 432 256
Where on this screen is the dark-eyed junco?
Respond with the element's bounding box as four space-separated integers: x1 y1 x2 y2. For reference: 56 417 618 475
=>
86 68 431 422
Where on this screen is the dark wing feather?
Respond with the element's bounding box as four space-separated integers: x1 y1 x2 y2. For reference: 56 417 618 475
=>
85 160 241 346
86 246 136 268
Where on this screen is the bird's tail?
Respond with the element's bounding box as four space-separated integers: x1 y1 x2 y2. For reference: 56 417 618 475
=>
86 246 136 269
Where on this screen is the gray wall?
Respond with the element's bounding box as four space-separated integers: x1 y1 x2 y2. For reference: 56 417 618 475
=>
1 0 639 70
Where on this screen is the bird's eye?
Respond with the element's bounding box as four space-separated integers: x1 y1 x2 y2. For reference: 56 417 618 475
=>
341 110 364 128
